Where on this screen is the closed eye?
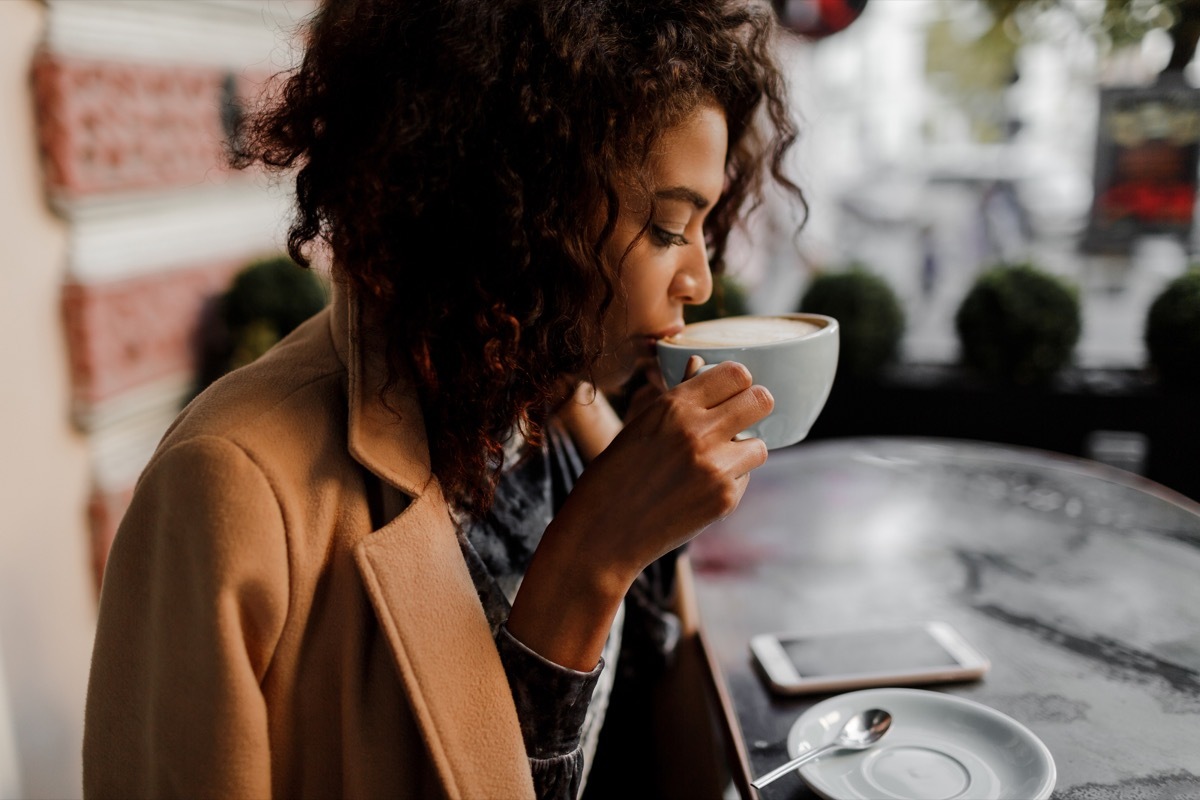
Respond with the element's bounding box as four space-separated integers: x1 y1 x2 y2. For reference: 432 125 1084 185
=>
651 226 689 247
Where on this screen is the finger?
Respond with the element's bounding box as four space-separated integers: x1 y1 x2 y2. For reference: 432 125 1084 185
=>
710 383 774 439
624 380 661 421
683 355 706 381
679 360 755 409
710 454 761 519
722 435 770 481
643 362 668 394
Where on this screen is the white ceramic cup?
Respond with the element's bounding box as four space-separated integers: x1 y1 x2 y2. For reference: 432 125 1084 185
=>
656 313 839 450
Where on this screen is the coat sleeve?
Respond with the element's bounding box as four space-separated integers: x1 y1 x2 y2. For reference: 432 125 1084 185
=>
83 435 290 800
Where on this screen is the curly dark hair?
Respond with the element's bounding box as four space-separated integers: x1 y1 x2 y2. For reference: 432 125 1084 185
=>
234 0 803 517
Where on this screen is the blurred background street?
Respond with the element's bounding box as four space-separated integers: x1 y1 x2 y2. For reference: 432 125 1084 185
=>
2 1 1199 797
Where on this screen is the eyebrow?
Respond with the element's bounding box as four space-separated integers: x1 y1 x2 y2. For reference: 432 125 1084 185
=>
655 186 711 210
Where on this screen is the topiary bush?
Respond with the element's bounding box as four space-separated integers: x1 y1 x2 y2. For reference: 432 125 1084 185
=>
954 262 1080 386
1145 267 1200 390
193 255 329 397
798 266 906 381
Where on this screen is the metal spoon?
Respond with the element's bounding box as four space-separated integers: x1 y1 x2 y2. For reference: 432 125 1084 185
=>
751 708 893 790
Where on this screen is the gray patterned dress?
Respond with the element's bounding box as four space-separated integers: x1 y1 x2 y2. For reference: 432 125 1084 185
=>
456 421 682 799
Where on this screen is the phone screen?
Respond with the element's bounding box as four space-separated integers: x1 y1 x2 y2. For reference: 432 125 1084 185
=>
781 626 962 678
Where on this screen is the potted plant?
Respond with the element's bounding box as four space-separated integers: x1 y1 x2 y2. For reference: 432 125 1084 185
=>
797 266 906 381
193 255 329 397
954 262 1081 386
1145 267 1200 390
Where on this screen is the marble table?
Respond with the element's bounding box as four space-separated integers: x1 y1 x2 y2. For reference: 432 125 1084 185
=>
688 437 1200 800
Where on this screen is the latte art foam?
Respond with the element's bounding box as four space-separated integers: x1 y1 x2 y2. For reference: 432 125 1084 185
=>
664 316 820 347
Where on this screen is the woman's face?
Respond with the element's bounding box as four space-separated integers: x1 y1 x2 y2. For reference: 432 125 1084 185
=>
594 104 728 394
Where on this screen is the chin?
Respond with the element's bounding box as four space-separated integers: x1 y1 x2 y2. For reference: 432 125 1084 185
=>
593 371 632 397
592 347 641 395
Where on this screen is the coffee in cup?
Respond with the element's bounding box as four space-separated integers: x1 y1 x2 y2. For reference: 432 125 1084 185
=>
656 313 839 450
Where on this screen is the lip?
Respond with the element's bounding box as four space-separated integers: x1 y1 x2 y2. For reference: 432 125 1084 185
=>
649 323 684 345
630 324 684 366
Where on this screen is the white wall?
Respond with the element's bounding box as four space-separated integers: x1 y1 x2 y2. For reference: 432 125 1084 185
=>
0 2 96 797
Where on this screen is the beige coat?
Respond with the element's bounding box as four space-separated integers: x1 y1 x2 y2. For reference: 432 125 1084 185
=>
83 287 727 799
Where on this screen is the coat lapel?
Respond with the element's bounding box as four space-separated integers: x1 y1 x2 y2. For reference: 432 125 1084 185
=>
354 492 534 799
331 284 535 799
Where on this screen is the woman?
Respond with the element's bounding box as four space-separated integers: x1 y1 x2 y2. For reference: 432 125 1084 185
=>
83 0 801 797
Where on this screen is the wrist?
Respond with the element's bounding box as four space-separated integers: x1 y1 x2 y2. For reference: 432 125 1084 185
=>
507 521 634 671
554 382 622 463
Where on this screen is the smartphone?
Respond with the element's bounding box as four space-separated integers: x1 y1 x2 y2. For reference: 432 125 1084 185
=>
749 621 990 695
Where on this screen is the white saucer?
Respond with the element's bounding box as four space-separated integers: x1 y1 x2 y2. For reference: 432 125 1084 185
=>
785 688 1055 800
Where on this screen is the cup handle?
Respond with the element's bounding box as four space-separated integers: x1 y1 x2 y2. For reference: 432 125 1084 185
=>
682 359 715 382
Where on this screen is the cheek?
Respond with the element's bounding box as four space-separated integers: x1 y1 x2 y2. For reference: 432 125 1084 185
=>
609 275 649 337
602 294 627 340
621 256 671 318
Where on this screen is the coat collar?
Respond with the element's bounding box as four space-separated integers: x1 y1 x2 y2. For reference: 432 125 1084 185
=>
329 280 536 798
329 281 433 498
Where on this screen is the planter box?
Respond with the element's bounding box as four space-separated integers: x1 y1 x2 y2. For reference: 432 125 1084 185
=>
805 363 1199 501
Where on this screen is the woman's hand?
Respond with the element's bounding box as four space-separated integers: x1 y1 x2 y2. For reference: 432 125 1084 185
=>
507 360 772 669
554 382 624 463
570 359 772 570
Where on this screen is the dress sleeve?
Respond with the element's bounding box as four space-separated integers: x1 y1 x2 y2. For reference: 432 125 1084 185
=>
495 624 603 800
83 435 290 799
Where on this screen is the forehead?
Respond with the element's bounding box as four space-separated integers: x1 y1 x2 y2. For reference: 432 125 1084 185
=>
649 104 728 198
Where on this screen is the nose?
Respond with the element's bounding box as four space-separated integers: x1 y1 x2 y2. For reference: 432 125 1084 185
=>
674 242 713 307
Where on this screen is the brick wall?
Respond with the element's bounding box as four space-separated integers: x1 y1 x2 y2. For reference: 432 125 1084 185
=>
33 0 311 592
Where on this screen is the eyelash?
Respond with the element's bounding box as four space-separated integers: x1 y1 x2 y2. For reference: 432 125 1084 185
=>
651 226 689 248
